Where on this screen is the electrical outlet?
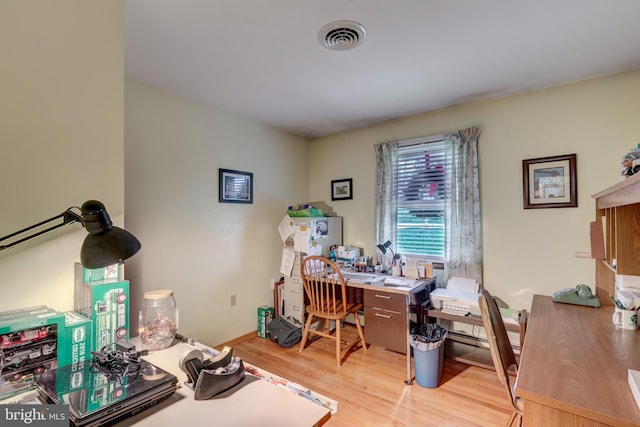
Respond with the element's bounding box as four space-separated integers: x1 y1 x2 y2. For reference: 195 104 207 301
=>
230 295 237 307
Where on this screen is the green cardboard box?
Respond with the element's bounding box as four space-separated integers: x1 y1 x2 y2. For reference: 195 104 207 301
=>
57 311 91 367
0 309 64 400
74 263 130 352
75 281 130 352
80 263 123 284
0 308 90 370
257 306 274 338
0 306 49 322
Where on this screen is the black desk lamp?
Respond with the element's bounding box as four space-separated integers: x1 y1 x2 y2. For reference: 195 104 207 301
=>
376 240 395 258
377 239 401 268
0 200 141 269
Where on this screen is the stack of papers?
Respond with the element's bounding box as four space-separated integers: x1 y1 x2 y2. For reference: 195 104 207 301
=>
383 277 416 287
340 272 380 284
441 306 471 316
447 277 480 293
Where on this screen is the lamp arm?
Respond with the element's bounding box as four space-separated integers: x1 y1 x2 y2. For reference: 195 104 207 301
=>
0 208 82 251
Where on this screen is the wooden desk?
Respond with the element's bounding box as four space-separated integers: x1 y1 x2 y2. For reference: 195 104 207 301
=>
344 278 433 385
516 295 640 427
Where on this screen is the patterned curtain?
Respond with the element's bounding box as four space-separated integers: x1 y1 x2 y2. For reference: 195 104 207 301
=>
443 126 483 286
374 141 398 269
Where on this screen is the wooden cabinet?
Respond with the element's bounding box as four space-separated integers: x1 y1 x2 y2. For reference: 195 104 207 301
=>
363 289 407 353
592 173 640 304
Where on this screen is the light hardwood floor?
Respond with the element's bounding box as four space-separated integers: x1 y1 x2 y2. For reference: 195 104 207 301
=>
219 324 513 426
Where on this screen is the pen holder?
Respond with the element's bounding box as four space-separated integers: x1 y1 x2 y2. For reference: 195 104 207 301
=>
612 307 638 331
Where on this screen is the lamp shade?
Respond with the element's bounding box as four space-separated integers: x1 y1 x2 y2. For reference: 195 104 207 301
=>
79 200 141 269
376 240 392 254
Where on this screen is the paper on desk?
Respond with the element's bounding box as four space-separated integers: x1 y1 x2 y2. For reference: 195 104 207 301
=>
243 364 338 414
277 215 296 242
280 248 296 277
447 277 479 293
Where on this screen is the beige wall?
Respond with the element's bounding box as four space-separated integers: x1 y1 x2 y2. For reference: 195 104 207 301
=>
124 78 309 345
1 1 639 343
308 69 640 311
0 1 124 311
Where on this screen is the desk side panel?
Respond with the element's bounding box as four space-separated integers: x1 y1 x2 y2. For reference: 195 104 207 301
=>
524 400 617 427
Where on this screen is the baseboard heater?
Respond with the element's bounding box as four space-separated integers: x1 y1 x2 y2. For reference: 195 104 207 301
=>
446 330 521 354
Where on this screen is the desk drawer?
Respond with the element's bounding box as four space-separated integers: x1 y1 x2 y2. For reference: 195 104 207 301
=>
364 289 406 312
364 307 406 354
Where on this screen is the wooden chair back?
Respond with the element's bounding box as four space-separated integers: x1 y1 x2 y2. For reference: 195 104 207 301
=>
298 255 367 366
479 289 522 427
300 256 349 320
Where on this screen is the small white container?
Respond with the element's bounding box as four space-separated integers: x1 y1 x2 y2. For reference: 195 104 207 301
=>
139 289 178 350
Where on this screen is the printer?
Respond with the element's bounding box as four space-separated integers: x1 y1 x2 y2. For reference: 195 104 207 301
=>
429 277 481 316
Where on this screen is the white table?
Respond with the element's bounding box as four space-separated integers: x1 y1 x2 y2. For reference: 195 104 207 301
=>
115 340 332 426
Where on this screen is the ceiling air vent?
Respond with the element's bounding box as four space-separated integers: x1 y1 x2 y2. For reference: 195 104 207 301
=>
318 20 366 51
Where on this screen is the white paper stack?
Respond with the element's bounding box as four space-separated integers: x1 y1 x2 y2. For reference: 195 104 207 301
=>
447 277 480 293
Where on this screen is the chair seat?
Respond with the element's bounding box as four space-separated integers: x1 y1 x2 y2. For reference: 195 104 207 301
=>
306 301 362 320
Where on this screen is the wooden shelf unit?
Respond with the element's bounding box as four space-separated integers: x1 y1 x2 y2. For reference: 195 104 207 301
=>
592 173 640 304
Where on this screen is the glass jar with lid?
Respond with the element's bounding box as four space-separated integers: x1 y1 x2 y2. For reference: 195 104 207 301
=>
139 289 178 350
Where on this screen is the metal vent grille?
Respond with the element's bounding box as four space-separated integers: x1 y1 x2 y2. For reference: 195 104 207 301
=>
318 20 366 51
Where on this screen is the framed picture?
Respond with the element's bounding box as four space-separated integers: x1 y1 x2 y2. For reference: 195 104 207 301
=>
331 178 353 201
522 154 577 209
219 168 253 204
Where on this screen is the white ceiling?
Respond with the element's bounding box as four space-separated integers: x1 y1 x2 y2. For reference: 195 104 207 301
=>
124 0 640 139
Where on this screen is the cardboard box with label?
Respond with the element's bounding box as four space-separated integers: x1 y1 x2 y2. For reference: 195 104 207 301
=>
0 308 64 399
74 263 129 352
58 311 91 367
257 306 274 338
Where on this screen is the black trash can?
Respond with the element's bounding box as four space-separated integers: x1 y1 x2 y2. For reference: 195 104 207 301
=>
410 323 447 388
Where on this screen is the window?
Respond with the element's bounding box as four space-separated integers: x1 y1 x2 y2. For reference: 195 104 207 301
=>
396 136 446 260
376 126 481 280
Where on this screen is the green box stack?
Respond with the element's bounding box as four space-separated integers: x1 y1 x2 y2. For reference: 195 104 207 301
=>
58 311 91 367
257 306 274 338
0 308 64 400
74 263 129 352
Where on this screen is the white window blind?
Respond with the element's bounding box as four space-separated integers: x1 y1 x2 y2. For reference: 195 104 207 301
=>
396 137 446 259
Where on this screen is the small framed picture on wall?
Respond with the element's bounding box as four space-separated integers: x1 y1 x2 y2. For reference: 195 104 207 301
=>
522 154 577 209
331 178 353 201
219 168 253 204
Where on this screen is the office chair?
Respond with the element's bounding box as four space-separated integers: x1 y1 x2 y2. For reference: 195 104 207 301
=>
298 256 367 366
479 290 523 427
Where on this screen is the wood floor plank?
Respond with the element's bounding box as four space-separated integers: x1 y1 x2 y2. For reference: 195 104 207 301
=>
218 325 513 426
